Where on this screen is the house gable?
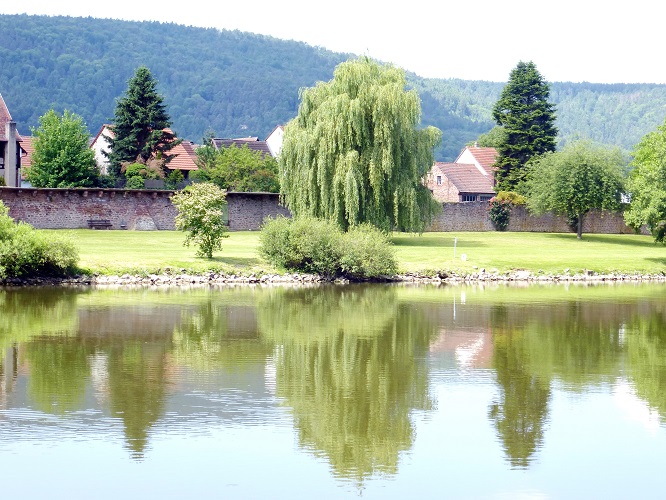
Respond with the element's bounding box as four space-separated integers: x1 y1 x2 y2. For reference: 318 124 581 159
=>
454 146 498 177
266 125 284 157
427 161 495 203
0 93 24 187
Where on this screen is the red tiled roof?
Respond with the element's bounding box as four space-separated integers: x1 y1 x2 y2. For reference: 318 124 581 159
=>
20 136 36 168
0 93 23 142
434 162 495 194
466 147 498 175
166 140 198 171
212 138 273 158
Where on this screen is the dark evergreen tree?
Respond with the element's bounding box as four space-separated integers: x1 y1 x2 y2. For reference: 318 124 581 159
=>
106 66 178 178
492 61 558 192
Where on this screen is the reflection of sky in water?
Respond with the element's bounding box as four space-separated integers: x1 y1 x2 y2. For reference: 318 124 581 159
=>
2 284 666 498
3 359 665 498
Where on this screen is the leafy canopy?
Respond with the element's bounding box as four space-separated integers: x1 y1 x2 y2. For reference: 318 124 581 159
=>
624 118 666 241
492 61 558 192
26 109 98 188
279 57 442 232
107 66 178 178
193 142 279 192
526 140 626 239
171 183 228 259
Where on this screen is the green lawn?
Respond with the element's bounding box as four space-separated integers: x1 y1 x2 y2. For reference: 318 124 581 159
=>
392 232 666 275
40 229 666 276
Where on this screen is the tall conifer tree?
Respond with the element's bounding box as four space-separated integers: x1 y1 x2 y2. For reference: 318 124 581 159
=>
492 61 557 192
106 66 177 178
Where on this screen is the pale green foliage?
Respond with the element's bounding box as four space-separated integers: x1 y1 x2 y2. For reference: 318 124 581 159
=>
193 143 279 192
625 119 666 242
279 57 441 232
495 191 527 206
526 140 625 238
259 216 397 279
338 224 397 279
259 216 341 276
27 109 98 188
0 201 78 279
171 183 228 258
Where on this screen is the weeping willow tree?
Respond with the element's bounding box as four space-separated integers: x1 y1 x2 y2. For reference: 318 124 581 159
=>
280 57 442 232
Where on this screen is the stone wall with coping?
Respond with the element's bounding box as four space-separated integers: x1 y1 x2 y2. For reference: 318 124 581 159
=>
0 187 177 230
0 188 644 234
226 192 291 230
428 201 641 234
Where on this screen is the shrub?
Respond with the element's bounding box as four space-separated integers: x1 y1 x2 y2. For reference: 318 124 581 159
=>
259 216 341 277
165 170 184 190
171 183 228 258
339 224 397 279
125 175 145 189
495 191 527 205
0 201 78 279
489 198 512 231
259 217 397 279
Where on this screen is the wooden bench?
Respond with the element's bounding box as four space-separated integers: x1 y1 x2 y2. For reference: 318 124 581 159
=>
87 219 113 229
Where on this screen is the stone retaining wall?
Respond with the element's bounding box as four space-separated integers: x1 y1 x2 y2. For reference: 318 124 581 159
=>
428 201 640 234
0 187 177 230
0 188 644 234
227 192 291 230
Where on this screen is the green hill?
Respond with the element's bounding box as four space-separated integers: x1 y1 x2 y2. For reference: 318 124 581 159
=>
1 14 666 161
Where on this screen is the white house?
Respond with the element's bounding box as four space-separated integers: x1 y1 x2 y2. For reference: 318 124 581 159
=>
266 125 284 157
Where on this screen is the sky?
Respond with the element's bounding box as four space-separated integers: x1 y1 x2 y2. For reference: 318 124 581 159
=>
2 1 665 84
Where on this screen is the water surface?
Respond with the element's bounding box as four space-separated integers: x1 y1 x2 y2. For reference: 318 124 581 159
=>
1 283 665 498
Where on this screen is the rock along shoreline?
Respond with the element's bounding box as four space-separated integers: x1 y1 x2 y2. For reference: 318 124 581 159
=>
2 268 666 287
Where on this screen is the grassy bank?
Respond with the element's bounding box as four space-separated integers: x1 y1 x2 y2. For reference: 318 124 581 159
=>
39 229 666 276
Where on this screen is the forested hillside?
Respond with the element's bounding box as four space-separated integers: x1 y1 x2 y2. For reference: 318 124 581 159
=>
1 14 666 161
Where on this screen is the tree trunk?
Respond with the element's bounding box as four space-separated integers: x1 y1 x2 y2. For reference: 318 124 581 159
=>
577 213 583 239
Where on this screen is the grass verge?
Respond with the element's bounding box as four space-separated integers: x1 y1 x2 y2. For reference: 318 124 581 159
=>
39 229 666 276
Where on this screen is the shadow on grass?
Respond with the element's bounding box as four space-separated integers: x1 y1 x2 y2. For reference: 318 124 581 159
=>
544 233 660 248
214 256 262 267
646 257 666 267
392 234 489 248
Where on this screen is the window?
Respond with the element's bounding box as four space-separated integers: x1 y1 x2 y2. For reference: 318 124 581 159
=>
436 175 442 185
461 194 477 202
480 195 493 201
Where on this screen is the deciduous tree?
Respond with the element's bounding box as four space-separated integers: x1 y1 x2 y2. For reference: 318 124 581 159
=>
624 118 666 241
171 183 228 259
106 66 178 178
193 143 279 192
26 109 98 188
493 61 558 192
279 57 442 232
526 140 625 239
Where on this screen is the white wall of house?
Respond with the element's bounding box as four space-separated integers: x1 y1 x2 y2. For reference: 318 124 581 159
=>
455 147 488 177
91 126 112 175
266 126 284 157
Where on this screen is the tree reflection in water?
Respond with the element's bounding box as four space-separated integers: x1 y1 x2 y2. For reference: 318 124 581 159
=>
258 285 438 486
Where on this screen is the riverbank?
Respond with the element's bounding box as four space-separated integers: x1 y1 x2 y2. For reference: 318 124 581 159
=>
34 229 666 277
3 229 664 287
3 268 666 287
